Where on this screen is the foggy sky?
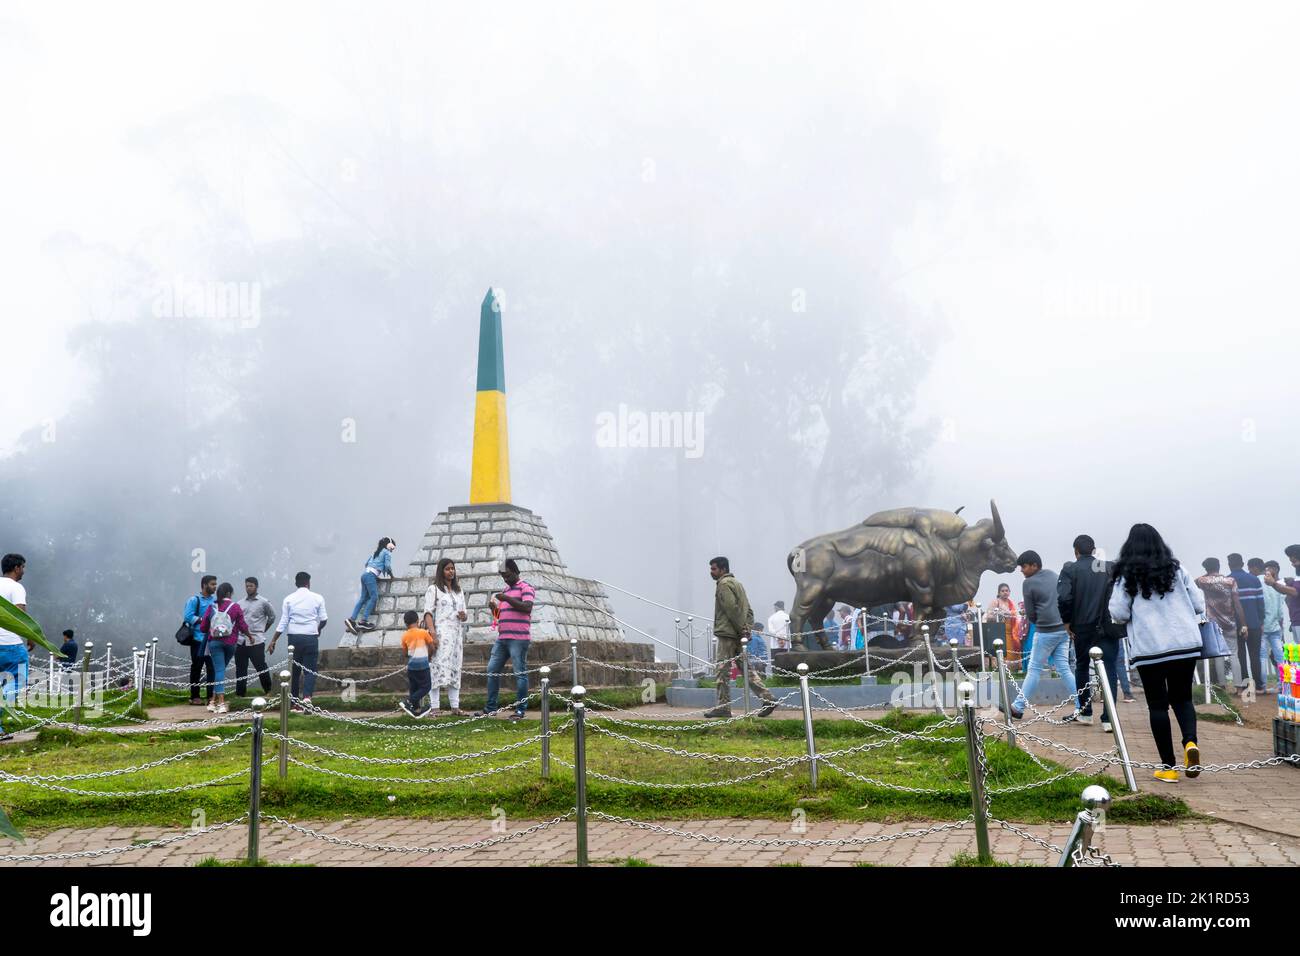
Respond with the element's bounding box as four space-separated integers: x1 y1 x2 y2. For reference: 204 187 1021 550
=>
4 2 1299 651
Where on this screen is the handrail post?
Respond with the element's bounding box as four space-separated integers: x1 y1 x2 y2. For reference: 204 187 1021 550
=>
540 666 551 779
797 663 818 789
569 638 579 686
572 684 588 866
676 616 686 676
959 681 991 863
922 625 945 715
78 641 93 726
1090 647 1137 793
993 639 1016 748
861 607 871 677
278 670 291 780
1057 785 1111 867
248 697 266 865
150 638 158 690
135 651 145 710
741 636 751 717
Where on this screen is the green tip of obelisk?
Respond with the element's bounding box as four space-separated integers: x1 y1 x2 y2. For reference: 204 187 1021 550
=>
476 288 506 393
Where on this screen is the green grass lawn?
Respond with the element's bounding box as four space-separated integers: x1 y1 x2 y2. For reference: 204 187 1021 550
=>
0 703 1186 834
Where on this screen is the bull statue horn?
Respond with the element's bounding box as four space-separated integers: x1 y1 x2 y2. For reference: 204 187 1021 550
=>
990 499 1004 540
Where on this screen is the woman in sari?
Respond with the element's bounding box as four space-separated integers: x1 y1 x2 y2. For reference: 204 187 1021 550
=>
984 583 1023 666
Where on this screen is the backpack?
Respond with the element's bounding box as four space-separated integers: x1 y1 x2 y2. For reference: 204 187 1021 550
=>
209 600 236 641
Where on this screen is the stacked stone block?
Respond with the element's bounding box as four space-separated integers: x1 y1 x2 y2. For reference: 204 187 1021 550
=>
343 503 624 648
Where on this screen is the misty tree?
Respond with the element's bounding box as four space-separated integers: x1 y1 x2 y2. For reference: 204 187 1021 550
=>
0 70 949 639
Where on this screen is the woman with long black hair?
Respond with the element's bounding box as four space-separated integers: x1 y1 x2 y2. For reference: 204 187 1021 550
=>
346 536 396 634
422 557 468 714
1108 523 1205 783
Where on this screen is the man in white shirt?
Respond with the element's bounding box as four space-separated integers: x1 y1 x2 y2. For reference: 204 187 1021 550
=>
269 571 328 710
0 554 33 741
766 601 791 652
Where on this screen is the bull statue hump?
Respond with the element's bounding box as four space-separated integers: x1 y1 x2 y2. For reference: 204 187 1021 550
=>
787 499 1018 643
860 507 969 540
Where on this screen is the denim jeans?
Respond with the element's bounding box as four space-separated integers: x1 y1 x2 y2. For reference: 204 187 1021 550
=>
189 639 215 701
1013 627 1075 712
1073 628 1119 720
287 634 320 700
1116 640 1133 695
407 665 431 711
1020 624 1035 671
351 573 380 623
0 643 29 732
1260 630 1286 688
208 641 232 695
484 639 530 715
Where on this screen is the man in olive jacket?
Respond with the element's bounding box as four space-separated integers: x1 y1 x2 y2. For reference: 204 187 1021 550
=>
704 556 778 718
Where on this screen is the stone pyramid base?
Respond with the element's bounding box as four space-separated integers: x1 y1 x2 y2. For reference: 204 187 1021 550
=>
336 503 625 649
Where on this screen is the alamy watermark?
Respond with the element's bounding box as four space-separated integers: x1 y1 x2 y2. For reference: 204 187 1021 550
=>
2 668 106 716
595 404 704 459
152 275 262 329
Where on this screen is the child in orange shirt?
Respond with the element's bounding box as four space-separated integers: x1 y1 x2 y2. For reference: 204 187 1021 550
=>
399 610 437 718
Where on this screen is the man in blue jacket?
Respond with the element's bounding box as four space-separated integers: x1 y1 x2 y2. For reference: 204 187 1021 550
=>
184 575 218 705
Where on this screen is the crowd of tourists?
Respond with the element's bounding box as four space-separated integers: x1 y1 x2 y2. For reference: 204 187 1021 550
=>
997 529 1298 783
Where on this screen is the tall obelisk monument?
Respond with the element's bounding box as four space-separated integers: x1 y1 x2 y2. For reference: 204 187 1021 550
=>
469 288 511 504
331 286 625 649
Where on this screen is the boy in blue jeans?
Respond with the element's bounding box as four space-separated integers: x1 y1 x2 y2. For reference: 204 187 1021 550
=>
398 610 437 718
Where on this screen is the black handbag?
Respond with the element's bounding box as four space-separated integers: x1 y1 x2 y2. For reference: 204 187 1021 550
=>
175 595 200 646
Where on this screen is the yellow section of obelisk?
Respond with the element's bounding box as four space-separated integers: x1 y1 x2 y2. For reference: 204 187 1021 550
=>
469 389 511 504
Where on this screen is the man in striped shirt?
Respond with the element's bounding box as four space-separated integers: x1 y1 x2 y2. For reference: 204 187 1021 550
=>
1227 553 1264 690
479 559 536 721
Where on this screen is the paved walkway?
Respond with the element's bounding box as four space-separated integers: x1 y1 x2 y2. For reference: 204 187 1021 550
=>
4 815 1299 867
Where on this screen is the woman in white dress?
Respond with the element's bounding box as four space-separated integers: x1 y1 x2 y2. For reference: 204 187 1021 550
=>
422 557 468 715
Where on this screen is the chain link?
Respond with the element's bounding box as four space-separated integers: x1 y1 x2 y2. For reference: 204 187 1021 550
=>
584 721 808 764
989 816 1064 856
0 815 251 863
588 810 972 847
267 723 571 765
0 760 269 797
261 811 575 854
551 754 807 788
286 755 536 784
1072 843 1119 867
1 730 252 781
818 758 965 795
290 694 539 731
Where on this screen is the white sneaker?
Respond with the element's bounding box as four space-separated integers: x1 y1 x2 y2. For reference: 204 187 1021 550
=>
1075 714 1093 725
217 703 228 714
206 701 216 713
300 698 312 709
1101 721 1113 733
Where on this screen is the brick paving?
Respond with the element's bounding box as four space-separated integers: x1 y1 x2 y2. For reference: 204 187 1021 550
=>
3 814 1299 867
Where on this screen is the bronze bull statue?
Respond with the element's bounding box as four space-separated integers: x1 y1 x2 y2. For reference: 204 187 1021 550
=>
786 500 1017 641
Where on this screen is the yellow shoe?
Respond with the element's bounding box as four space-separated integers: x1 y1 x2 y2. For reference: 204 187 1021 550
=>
1153 768 1179 784
1184 742 1201 779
